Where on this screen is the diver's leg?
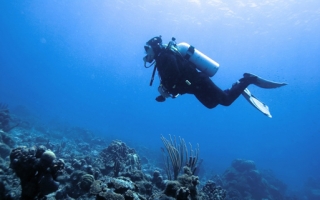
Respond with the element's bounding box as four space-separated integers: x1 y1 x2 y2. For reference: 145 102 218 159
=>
220 76 258 106
191 74 221 108
191 73 257 108
193 86 220 109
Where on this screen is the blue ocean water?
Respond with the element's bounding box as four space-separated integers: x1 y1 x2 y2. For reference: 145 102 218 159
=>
1 0 320 195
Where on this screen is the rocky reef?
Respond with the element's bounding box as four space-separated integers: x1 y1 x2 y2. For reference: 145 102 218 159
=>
219 159 290 200
1 132 225 200
0 105 303 200
0 103 11 132
303 177 320 200
9 146 64 199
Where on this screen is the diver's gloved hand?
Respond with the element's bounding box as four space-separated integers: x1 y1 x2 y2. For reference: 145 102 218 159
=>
155 95 166 102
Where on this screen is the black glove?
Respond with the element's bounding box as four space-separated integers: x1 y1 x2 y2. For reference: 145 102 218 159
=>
155 95 166 102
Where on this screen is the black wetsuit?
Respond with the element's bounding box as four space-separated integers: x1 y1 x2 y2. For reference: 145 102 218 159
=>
155 49 254 108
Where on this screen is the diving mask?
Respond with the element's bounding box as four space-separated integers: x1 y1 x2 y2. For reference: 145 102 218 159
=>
143 45 155 63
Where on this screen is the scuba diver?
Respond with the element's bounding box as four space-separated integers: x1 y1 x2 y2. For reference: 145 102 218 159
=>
143 36 287 117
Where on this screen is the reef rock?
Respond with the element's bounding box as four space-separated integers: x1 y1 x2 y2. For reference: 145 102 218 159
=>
9 146 64 199
97 140 141 177
222 159 287 200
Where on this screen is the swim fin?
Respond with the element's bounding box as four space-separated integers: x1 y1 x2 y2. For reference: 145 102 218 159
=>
242 88 272 118
243 73 287 89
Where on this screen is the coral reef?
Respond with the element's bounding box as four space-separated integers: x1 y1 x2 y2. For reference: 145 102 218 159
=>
156 166 201 200
97 190 125 200
80 174 95 191
96 140 141 177
0 106 302 200
1 124 226 200
177 167 200 199
0 105 15 161
0 103 11 132
221 159 287 200
304 177 320 200
2 129 296 200
201 180 226 200
62 169 96 198
0 142 11 158
0 103 20 132
161 135 200 180
9 146 65 199
90 180 107 195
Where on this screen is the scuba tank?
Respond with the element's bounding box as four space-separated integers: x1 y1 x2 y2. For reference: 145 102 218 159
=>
177 42 219 77
167 38 220 77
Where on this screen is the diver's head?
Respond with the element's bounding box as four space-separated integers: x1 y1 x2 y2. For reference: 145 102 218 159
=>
143 45 155 63
143 36 163 63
